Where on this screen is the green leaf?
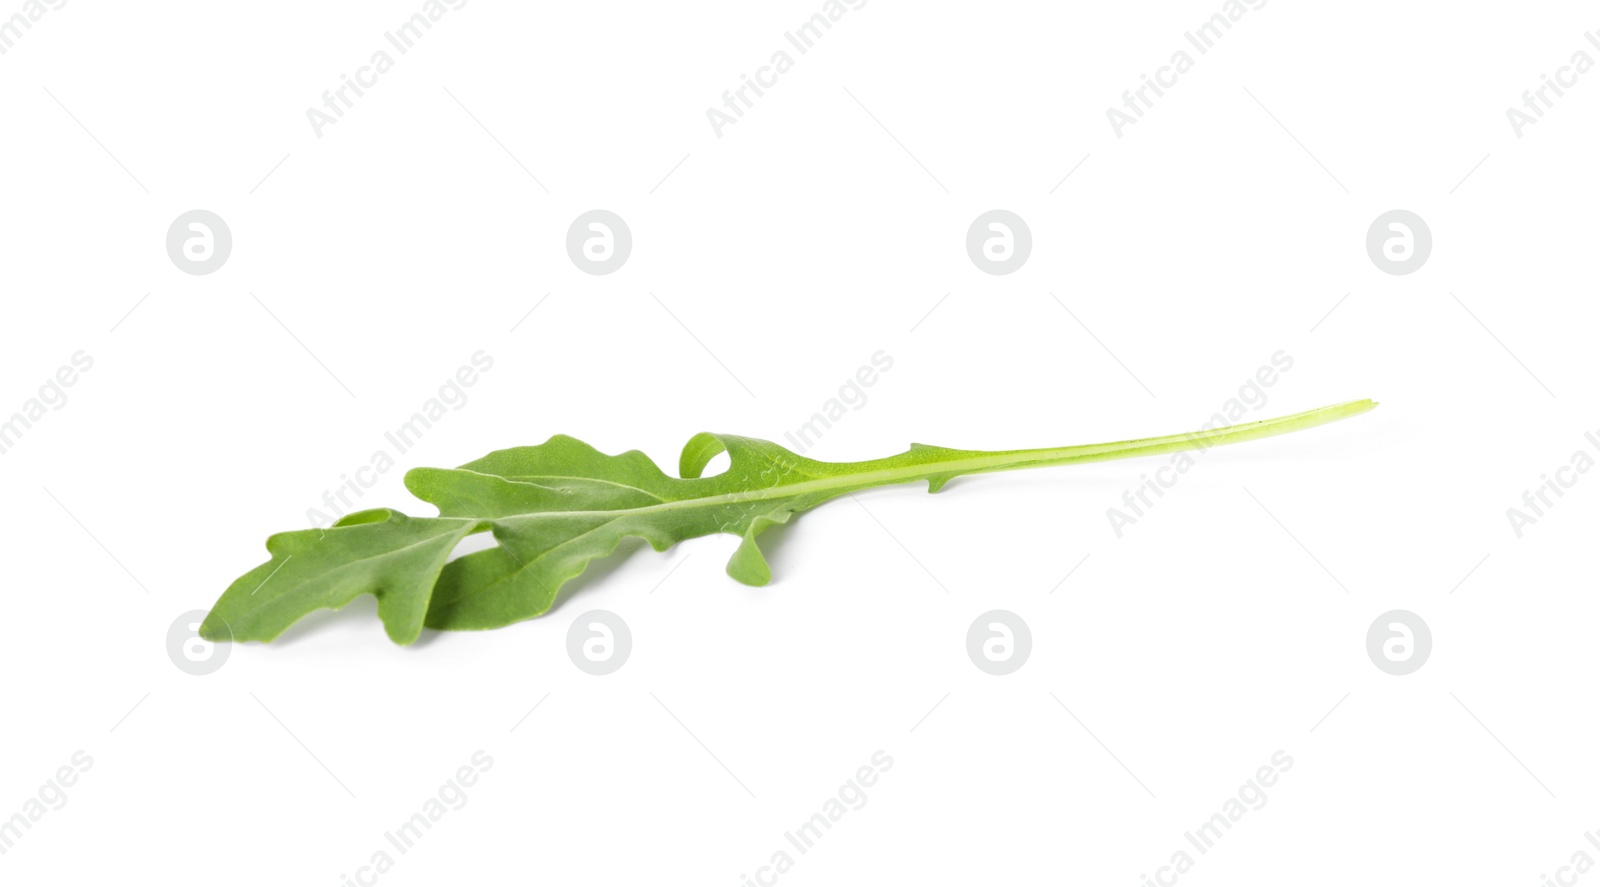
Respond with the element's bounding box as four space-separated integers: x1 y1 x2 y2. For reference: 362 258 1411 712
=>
202 399 1376 644
200 509 481 644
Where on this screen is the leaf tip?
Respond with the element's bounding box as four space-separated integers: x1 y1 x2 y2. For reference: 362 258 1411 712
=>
197 612 233 643
726 533 772 586
402 466 438 497
333 507 395 528
383 623 424 646
679 431 727 479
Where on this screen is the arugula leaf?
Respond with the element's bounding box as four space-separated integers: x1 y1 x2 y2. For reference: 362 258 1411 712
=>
201 399 1375 644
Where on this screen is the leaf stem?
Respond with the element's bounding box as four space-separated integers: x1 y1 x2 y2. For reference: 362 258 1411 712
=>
912 398 1378 478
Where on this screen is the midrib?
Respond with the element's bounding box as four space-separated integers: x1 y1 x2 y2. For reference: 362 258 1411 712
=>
461 399 1373 525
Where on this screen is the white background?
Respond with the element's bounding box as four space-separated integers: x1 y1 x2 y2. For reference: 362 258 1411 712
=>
3 1 1598 883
